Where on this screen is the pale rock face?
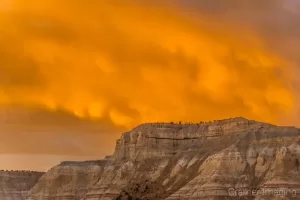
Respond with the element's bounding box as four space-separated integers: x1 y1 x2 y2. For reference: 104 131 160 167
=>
25 118 300 200
247 147 258 166
27 161 106 200
0 171 44 200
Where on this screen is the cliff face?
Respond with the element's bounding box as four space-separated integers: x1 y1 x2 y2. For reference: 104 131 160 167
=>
0 170 44 200
27 118 300 200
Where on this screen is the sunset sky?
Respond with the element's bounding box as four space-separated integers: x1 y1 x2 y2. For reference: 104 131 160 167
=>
0 0 299 171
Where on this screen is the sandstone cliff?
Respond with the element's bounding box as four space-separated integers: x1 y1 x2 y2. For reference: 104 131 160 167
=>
27 117 300 200
0 170 44 200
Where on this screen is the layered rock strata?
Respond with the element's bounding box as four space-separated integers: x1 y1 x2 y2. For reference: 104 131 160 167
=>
0 170 44 200
26 117 300 200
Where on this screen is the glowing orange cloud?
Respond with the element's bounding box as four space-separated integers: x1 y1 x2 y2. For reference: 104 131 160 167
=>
0 0 299 128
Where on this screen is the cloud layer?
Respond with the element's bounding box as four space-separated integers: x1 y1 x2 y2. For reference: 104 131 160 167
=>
0 0 299 128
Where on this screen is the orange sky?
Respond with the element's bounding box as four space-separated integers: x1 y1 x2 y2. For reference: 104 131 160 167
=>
0 0 299 170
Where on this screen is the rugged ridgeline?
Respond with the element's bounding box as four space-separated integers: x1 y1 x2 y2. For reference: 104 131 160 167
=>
27 117 300 200
0 170 44 200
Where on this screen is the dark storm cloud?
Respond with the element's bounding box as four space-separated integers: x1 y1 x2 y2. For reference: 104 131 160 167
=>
17 16 77 43
178 0 300 60
0 53 42 88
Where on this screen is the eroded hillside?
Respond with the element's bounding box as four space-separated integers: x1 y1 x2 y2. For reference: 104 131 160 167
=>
26 118 300 200
0 170 44 200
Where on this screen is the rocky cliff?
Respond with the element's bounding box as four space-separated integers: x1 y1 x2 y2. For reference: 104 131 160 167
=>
27 117 300 200
0 170 44 200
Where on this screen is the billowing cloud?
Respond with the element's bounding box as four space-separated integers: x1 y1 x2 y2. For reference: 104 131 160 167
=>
0 0 299 140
